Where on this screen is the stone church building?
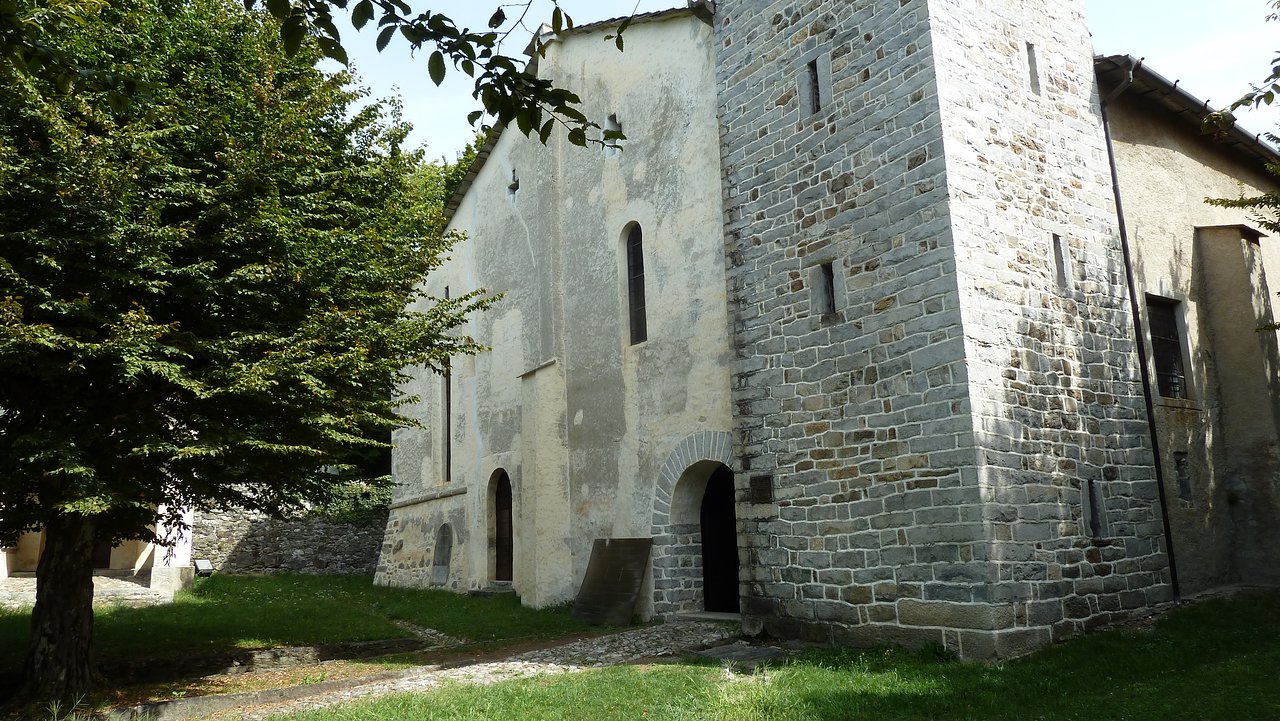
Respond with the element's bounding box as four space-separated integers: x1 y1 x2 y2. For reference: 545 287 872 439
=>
375 0 1280 658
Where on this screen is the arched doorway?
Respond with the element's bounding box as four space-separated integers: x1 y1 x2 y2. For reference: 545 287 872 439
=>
493 470 513 582
700 465 740 613
656 458 741 615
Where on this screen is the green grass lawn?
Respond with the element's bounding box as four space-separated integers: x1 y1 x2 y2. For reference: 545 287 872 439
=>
271 596 1280 721
0 574 596 672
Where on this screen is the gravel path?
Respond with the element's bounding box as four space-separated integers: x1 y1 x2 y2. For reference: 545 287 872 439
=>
235 620 739 720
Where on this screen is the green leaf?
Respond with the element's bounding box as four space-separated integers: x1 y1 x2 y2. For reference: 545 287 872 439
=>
314 15 340 40
376 24 395 52
351 0 374 30
318 37 349 65
615 17 631 51
539 118 554 144
265 0 290 20
281 16 306 56
428 50 445 86
488 8 506 28
559 106 587 124
467 110 484 125
551 6 562 34
567 127 586 147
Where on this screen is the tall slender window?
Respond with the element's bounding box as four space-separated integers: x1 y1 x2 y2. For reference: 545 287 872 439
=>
1147 296 1187 399
626 224 647 344
442 286 452 482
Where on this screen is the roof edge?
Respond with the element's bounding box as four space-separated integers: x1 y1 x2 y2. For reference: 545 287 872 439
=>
1095 54 1280 169
444 6 705 224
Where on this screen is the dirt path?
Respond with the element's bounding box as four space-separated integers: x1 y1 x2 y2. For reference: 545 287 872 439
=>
101 620 740 721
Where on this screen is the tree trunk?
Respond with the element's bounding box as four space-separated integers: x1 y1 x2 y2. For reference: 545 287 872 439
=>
21 513 98 702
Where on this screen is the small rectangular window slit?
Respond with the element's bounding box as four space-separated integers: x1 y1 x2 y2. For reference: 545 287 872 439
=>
1052 234 1068 288
1085 479 1105 538
810 261 836 315
1026 41 1042 96
807 59 822 113
1174 453 1192 501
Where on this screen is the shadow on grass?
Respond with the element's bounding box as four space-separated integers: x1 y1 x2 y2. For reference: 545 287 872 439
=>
0 574 598 680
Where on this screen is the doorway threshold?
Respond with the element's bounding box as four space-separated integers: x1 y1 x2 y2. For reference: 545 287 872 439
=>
675 611 742 623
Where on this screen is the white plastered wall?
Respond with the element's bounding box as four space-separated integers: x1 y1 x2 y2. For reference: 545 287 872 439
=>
381 11 732 615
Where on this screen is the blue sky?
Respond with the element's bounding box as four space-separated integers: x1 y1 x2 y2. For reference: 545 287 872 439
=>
333 1 1280 157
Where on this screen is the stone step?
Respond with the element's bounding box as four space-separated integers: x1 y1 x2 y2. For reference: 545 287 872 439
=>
467 581 516 597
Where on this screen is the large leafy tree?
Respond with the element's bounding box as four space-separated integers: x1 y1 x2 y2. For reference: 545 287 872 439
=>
0 0 491 701
0 0 619 146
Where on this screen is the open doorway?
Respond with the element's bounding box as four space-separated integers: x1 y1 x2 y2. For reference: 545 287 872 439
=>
700 465 740 613
656 460 741 615
493 469 513 582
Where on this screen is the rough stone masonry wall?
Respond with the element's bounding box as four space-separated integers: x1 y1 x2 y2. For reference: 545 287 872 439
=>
715 0 991 652
927 0 1170 654
192 509 389 576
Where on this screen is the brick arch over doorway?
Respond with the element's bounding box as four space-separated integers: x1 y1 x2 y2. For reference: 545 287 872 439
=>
650 431 735 617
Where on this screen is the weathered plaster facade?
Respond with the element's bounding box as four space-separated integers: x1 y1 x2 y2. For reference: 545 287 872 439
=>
1101 65 1280 593
377 10 735 616
379 0 1280 659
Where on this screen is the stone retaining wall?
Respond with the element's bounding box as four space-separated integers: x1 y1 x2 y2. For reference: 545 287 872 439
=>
193 509 388 575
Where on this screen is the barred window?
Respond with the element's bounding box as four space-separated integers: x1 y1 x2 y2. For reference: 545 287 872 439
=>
1147 297 1187 399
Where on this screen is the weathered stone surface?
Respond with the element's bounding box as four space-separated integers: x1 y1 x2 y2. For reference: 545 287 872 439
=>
896 600 1014 631
714 0 1169 659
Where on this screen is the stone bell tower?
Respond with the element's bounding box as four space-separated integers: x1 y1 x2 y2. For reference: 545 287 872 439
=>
713 0 1172 658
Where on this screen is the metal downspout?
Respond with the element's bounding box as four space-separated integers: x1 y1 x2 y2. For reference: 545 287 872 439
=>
1099 57 1182 602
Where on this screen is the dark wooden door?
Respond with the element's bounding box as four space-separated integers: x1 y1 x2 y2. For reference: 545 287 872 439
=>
496 472 513 582
92 540 113 569
701 465 740 613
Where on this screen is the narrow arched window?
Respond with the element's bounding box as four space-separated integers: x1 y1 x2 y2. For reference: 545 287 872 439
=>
431 524 453 587
625 223 647 344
